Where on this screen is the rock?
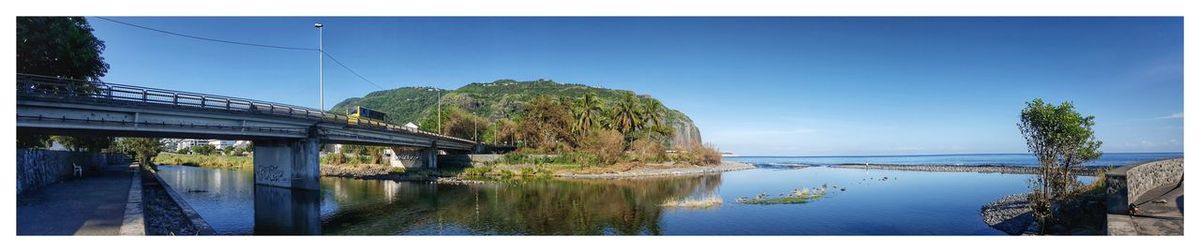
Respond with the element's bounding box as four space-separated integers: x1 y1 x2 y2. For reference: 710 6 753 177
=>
980 193 1037 235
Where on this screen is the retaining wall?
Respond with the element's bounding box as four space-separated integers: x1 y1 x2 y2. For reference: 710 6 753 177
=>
16 149 131 195
1105 158 1184 214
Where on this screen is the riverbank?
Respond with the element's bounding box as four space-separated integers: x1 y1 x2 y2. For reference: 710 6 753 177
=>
157 153 752 182
556 161 754 179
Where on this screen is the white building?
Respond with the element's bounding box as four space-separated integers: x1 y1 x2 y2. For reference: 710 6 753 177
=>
208 139 236 150
175 139 205 152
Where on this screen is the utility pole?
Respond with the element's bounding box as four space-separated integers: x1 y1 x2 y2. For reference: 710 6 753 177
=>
437 89 442 135
315 22 324 111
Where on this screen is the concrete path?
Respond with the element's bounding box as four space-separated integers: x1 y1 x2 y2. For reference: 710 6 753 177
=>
17 164 135 235
1108 182 1184 235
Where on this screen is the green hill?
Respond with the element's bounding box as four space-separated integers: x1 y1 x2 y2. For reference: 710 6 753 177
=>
331 79 702 147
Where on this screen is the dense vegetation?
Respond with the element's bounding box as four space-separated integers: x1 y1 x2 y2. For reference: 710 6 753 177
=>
332 79 719 170
331 79 701 146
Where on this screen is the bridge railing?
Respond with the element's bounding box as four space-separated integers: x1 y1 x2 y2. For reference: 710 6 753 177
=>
16 74 475 145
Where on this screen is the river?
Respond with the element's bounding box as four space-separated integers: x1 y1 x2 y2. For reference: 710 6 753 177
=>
154 152 1181 235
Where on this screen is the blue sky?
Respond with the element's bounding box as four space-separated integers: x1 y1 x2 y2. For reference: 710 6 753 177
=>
87 17 1183 156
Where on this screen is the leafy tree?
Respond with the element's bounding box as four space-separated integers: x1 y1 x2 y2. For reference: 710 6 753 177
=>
115 138 164 169
1018 98 1103 232
421 106 491 141
17 17 109 80
190 144 217 155
16 17 110 148
518 95 575 152
484 118 519 145
50 135 113 152
17 134 51 149
231 143 253 156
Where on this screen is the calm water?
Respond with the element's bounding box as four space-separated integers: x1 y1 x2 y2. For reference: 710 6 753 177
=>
154 153 1179 235
734 152 1182 168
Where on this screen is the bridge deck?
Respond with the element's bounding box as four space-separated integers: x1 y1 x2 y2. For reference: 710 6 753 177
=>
16 74 476 150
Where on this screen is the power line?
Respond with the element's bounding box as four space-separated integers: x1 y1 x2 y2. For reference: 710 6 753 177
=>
94 17 317 51
322 51 386 90
93 17 389 90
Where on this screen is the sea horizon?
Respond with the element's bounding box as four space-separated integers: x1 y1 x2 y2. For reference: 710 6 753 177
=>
730 151 1184 158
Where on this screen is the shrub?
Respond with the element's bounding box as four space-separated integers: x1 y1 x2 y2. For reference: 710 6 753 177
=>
674 143 722 166
463 166 494 177
629 138 665 162
577 129 624 165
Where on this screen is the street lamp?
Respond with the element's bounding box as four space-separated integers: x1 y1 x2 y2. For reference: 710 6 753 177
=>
314 22 324 111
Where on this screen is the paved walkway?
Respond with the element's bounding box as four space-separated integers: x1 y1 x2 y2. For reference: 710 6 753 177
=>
1108 182 1184 235
17 164 135 235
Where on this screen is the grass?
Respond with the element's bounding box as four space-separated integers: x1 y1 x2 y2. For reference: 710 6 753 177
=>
155 152 253 169
661 196 723 208
461 164 555 180
737 187 828 205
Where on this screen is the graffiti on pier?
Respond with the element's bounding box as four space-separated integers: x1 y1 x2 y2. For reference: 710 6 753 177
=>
255 165 288 184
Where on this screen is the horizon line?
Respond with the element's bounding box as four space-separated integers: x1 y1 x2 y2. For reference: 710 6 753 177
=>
727 151 1184 158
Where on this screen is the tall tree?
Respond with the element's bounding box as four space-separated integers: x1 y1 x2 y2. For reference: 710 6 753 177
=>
1018 98 1103 232
610 93 644 137
17 17 111 149
573 92 604 135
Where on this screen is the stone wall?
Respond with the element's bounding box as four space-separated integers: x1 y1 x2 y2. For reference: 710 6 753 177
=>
16 149 131 195
1105 158 1184 214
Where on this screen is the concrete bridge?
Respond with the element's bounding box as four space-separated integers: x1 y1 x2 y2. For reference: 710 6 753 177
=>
16 74 477 191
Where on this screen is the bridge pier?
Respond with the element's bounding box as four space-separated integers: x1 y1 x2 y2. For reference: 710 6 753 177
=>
425 141 439 170
252 136 320 190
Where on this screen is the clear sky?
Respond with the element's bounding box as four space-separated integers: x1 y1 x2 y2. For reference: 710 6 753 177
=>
86 17 1183 156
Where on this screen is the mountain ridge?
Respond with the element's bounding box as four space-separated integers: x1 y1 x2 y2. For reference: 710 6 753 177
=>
331 79 702 148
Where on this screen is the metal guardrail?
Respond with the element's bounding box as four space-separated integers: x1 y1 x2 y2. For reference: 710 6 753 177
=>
16 74 475 145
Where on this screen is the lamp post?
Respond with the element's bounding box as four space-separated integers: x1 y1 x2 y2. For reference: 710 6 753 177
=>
314 22 324 111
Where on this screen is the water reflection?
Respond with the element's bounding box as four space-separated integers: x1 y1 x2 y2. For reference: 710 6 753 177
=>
254 185 321 235
155 165 717 235
322 175 721 235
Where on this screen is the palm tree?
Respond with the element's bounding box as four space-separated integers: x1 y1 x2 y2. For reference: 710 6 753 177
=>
611 93 644 136
574 93 603 134
642 98 666 128
640 98 675 142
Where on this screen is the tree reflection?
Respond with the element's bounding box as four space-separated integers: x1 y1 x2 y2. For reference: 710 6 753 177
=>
322 175 722 235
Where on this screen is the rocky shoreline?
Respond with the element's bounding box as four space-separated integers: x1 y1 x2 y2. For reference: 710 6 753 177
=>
556 161 755 179
980 193 1039 235
141 169 206 235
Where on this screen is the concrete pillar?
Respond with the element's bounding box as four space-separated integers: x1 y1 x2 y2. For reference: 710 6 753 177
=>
425 141 438 170
252 135 320 190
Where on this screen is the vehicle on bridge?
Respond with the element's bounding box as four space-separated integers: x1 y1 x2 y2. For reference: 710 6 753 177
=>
346 106 387 126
